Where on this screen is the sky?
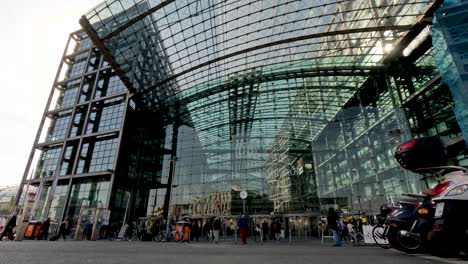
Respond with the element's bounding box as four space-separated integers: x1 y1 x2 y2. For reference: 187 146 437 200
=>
0 0 103 186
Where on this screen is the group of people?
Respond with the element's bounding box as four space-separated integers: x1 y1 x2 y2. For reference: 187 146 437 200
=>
326 207 366 246
0 214 70 242
256 218 282 243
203 217 222 243
124 214 277 245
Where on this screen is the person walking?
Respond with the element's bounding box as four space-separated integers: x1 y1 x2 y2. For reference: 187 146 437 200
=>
327 208 341 246
213 217 221 244
191 221 200 242
237 215 248 245
202 221 210 241
38 217 51 240
0 213 17 241
51 217 70 241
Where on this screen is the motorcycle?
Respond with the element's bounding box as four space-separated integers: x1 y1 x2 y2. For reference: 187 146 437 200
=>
380 137 451 253
380 196 422 251
430 166 468 257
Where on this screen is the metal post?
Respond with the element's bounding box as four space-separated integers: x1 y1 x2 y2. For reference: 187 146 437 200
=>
234 221 237 242
289 226 292 245
223 219 226 241
164 158 176 241
20 170 34 216
43 171 59 218
30 174 46 221
260 229 263 245
242 200 246 214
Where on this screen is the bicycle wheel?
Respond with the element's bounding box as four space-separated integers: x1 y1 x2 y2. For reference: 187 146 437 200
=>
372 225 391 249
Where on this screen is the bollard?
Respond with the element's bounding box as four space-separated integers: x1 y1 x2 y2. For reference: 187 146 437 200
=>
235 225 237 242
289 227 292 245
260 229 263 245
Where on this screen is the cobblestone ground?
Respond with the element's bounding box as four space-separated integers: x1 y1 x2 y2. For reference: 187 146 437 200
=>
0 239 456 264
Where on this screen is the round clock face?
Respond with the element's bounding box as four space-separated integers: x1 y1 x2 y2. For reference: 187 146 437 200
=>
240 190 248 199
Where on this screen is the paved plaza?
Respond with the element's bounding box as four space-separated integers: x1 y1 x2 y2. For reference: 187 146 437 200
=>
0 239 462 264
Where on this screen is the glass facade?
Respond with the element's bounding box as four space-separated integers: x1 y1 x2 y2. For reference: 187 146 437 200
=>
25 31 128 227
18 0 468 237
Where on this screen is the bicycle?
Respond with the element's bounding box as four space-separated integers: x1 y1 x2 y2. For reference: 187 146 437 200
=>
345 231 365 246
372 224 391 249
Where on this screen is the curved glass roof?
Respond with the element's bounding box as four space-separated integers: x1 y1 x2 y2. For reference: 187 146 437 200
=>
80 0 434 153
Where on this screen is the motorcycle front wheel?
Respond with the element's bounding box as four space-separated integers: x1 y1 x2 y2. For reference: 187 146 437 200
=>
396 230 422 254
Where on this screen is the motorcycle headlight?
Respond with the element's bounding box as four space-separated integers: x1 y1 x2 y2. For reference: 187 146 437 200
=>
446 185 468 196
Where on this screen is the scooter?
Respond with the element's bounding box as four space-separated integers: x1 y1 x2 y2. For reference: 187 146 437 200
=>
430 166 468 257
381 137 451 253
394 167 461 253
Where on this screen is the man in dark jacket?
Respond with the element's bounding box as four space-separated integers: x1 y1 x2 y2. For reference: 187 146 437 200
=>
327 207 341 246
213 218 222 243
39 217 51 240
261 220 269 241
1 214 17 240
191 221 200 241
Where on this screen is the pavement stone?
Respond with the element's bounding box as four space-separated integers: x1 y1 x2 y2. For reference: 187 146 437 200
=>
0 239 449 264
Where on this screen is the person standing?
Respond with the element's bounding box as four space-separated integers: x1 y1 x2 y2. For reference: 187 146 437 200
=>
213 217 221 243
273 219 281 242
39 217 51 240
237 215 248 245
202 221 210 241
254 224 261 242
327 208 341 246
0 213 17 241
191 221 200 242
261 220 269 241
270 220 275 240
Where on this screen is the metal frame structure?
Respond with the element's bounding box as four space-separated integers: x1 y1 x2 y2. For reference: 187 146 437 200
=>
16 0 468 229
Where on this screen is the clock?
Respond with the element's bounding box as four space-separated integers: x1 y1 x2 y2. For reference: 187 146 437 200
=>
240 190 248 200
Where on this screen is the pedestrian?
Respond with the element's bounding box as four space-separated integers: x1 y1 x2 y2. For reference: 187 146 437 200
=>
327 208 341 246
0 213 17 241
206 218 215 242
191 221 200 242
338 218 347 241
151 221 159 241
124 221 134 241
213 217 221 243
273 219 281 242
143 217 152 241
255 224 261 242
84 221 93 240
51 217 70 241
261 220 269 241
270 220 275 240
203 221 210 241
237 214 248 245
38 217 51 240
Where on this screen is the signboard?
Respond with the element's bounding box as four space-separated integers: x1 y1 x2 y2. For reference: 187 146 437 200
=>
362 225 388 245
362 225 375 244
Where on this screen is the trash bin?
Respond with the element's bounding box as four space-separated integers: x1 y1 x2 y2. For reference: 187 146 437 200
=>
24 222 42 239
175 221 190 242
